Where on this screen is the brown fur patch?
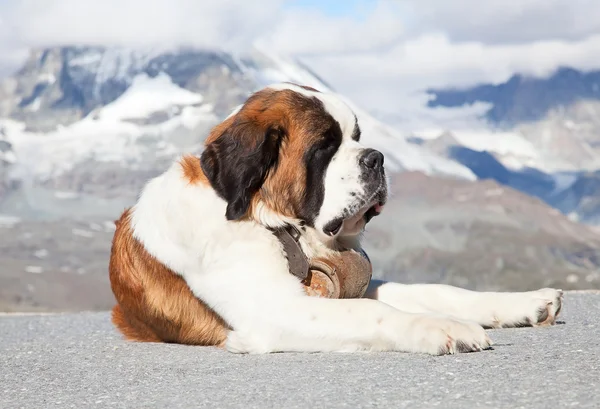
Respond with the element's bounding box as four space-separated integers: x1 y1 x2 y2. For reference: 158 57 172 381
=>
179 155 208 185
203 87 335 221
109 209 229 346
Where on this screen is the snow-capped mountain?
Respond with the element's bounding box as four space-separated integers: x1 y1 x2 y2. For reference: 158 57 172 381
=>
414 67 600 225
0 45 475 220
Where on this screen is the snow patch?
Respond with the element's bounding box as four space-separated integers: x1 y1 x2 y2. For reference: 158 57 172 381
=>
0 149 17 164
451 129 539 161
551 173 578 195
54 191 79 200
9 117 143 181
484 188 504 197
25 266 43 274
38 73 56 84
70 52 102 67
34 249 49 259
72 228 94 238
156 104 216 133
414 127 546 171
97 72 204 121
0 119 26 134
0 214 21 228
26 98 41 112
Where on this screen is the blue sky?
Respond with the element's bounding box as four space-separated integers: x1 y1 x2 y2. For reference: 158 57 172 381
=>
284 0 382 18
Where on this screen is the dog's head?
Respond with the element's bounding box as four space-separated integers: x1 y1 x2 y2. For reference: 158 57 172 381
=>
200 83 388 241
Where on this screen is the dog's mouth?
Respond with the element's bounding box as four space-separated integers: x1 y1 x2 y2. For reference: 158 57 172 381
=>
364 201 385 224
323 200 385 237
359 183 388 225
351 199 385 227
322 179 388 237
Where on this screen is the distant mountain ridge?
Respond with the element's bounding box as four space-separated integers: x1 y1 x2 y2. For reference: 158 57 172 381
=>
410 67 600 225
427 67 600 126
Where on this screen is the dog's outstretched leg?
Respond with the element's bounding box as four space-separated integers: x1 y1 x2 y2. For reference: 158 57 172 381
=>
223 296 492 354
364 281 563 329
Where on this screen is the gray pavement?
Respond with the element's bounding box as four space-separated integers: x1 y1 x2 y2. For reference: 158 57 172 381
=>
1 292 599 409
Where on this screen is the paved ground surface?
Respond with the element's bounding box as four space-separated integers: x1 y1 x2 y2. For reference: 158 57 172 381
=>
1 292 599 409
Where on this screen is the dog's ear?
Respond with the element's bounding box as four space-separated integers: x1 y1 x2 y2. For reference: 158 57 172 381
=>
201 120 282 220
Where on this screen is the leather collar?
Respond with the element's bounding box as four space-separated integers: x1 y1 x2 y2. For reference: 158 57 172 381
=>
270 225 310 281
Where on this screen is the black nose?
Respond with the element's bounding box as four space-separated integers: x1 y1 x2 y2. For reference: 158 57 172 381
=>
360 149 384 169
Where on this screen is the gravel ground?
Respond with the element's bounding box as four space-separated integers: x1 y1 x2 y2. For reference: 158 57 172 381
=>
1 292 599 409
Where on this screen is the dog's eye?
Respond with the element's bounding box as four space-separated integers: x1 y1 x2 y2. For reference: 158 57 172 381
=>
316 141 335 152
306 129 340 162
316 130 339 152
313 141 338 161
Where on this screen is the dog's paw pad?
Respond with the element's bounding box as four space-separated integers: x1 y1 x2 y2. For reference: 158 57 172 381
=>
532 288 563 327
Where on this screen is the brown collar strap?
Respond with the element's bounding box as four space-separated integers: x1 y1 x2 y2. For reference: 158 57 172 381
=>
270 225 310 281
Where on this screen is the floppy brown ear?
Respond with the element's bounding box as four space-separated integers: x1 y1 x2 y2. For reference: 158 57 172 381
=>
200 120 282 220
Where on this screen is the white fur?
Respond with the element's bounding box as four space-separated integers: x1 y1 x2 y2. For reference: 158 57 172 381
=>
129 85 563 355
366 281 563 328
268 83 377 239
316 139 367 238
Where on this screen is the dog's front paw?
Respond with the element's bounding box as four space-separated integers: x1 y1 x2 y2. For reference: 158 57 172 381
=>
225 330 272 354
401 315 493 355
530 288 563 326
486 288 564 328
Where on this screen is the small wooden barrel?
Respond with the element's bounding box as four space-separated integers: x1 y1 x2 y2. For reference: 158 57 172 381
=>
302 249 372 299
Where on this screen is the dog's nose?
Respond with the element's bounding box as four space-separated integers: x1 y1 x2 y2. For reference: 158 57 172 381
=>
360 149 384 169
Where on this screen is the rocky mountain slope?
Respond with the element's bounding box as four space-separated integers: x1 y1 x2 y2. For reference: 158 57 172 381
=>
364 172 600 292
418 68 600 225
0 46 599 312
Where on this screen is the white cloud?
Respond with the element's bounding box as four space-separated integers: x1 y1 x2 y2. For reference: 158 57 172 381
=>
305 33 600 99
2 0 281 49
1 0 600 121
401 0 600 44
0 0 397 73
259 1 404 54
275 0 600 111
0 0 283 75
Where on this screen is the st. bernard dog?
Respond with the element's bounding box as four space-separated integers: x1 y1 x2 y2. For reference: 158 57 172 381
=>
109 82 563 355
